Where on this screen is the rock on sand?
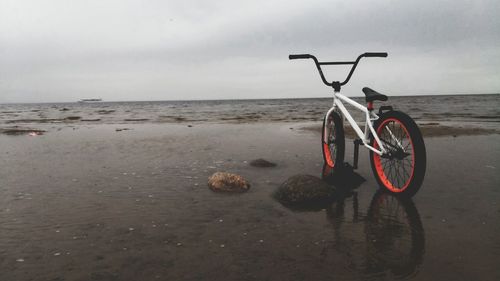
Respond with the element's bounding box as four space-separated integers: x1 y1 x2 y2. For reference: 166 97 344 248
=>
208 172 250 192
274 174 335 206
0 127 46 136
249 158 277 167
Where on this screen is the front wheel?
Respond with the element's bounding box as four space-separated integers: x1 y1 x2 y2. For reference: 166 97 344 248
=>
370 111 426 197
322 111 345 171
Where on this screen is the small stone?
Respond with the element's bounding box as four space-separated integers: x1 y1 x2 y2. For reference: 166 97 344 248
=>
129 228 134 231
249 158 277 168
54 252 61 256
176 243 182 246
16 258 24 262
207 172 250 193
220 244 225 248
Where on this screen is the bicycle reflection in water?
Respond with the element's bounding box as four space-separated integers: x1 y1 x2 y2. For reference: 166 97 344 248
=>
277 164 425 280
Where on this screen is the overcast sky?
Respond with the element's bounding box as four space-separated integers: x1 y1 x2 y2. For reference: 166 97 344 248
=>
1 0 499 103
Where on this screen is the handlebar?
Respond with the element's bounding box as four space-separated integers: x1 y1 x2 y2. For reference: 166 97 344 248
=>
288 52 388 91
289 54 312 60
364 52 388 58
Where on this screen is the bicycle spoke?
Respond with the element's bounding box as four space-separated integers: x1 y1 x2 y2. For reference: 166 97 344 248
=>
389 160 396 186
402 160 411 179
379 138 401 151
382 159 391 171
395 162 402 188
393 161 399 188
385 123 405 151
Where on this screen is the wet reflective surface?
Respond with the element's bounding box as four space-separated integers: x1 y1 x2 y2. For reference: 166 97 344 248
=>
275 165 425 280
0 124 498 280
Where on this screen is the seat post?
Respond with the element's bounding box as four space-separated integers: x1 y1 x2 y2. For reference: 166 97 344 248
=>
367 102 374 111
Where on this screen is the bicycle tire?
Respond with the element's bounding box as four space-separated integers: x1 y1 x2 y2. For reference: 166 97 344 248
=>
369 111 426 197
322 111 345 171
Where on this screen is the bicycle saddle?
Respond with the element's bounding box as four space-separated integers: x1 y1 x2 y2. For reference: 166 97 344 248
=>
362 87 388 102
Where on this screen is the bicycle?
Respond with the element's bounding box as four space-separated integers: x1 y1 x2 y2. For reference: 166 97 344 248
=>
289 53 426 197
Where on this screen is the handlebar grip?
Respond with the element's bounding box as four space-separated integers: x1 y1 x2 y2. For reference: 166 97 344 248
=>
364 52 388 58
289 54 312 60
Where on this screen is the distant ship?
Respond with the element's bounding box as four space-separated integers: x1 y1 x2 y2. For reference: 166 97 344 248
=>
78 98 102 103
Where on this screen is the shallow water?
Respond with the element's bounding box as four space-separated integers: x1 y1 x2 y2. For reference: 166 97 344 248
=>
0 124 498 280
1 94 499 128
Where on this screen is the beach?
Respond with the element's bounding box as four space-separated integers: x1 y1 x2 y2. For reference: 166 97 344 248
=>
0 96 499 281
2 0 499 278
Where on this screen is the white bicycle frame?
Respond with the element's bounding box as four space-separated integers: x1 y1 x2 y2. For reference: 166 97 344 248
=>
324 92 387 155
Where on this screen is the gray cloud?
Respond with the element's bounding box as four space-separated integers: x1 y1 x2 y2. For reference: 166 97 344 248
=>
1 0 499 102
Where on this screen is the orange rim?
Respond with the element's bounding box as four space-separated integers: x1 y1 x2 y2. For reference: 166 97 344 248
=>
323 142 334 167
323 117 337 168
373 118 415 192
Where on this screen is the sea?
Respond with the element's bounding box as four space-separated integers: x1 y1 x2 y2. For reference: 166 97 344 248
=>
0 94 499 129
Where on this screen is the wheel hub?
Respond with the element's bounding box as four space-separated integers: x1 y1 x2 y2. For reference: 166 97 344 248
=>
382 149 410 160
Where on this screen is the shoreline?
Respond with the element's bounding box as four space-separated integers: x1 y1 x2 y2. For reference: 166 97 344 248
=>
1 94 499 132
297 122 500 137
1 120 499 137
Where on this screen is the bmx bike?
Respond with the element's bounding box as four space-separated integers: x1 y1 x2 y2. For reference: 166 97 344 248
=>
289 53 426 197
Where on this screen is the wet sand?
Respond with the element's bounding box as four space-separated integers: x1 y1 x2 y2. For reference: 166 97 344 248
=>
0 123 499 281
299 122 500 138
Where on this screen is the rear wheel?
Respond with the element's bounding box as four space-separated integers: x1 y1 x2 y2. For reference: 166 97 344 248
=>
322 111 345 171
370 111 426 197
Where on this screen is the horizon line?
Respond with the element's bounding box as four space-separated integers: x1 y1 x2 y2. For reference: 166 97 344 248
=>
1 92 499 105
